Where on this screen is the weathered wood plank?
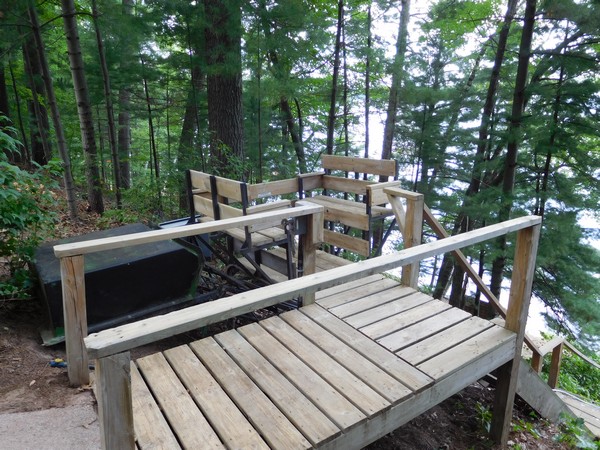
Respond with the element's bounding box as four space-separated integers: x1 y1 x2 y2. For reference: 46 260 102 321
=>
301 304 433 392
354 296 447 336
377 307 472 353
321 155 397 177
306 196 371 230
136 352 226 449
280 309 413 404
55 202 322 257
96 353 135 450
130 363 181 450
247 178 299 199
260 316 391 417
238 323 367 430
166 343 307 449
397 316 494 366
418 326 516 380
317 277 401 309
329 285 416 319
211 330 341 445
323 229 370 256
317 338 517 450
60 255 89 386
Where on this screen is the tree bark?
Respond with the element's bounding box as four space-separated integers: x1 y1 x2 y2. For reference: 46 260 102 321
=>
28 1 78 219
91 0 121 208
204 0 244 174
325 0 343 157
489 0 537 297
8 59 30 162
381 0 411 170
117 0 134 189
22 32 51 166
61 0 104 214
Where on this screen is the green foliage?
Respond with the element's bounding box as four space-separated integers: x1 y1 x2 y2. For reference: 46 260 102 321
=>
0 128 59 297
541 345 600 404
555 414 600 449
475 402 492 433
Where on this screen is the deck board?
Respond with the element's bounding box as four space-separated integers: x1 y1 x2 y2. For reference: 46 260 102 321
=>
136 353 226 449
175 340 311 449
397 316 494 365
556 391 600 437
237 323 368 430
358 298 450 339
260 316 391 416
279 309 413 403
130 363 181 450
129 250 520 449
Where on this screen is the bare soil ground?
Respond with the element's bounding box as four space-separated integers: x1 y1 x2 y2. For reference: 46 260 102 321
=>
0 207 574 449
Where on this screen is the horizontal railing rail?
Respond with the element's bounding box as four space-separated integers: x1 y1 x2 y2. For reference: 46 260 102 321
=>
86 215 541 359
54 202 324 386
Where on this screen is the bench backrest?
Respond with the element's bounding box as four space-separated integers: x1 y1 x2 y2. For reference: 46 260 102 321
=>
321 155 397 178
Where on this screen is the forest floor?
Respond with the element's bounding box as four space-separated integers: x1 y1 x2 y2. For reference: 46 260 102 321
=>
0 204 577 449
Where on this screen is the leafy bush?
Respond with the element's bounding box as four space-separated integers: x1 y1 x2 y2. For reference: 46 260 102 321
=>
0 127 59 297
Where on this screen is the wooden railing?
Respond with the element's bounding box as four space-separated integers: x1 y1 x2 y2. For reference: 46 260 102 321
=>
79 213 540 448
53 202 324 387
385 187 598 393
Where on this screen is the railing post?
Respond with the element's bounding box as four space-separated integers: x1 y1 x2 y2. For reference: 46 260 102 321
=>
300 207 324 305
60 255 89 386
401 193 424 288
490 222 541 445
548 342 564 389
96 352 135 449
531 350 543 373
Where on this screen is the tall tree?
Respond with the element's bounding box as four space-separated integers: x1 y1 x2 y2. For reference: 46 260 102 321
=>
325 0 343 157
381 0 410 172
489 0 537 297
91 0 121 208
204 0 244 175
61 0 104 214
117 0 134 189
27 1 78 219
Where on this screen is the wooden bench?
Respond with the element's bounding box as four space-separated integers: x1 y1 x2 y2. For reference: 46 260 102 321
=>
299 155 401 257
54 212 542 449
186 170 301 278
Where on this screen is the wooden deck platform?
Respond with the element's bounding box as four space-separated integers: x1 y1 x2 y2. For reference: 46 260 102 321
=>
130 273 516 449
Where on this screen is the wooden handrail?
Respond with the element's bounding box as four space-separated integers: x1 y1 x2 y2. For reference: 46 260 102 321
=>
54 202 324 386
86 215 541 360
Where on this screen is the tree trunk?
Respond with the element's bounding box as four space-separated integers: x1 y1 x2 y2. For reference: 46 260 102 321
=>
325 0 343 157
7 59 30 161
489 0 537 297
434 0 517 300
381 0 411 169
61 0 104 214
28 1 78 219
22 33 51 166
363 3 371 164
117 0 134 189
204 0 244 174
91 0 121 208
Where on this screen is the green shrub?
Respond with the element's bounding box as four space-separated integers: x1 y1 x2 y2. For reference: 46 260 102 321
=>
0 127 59 297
